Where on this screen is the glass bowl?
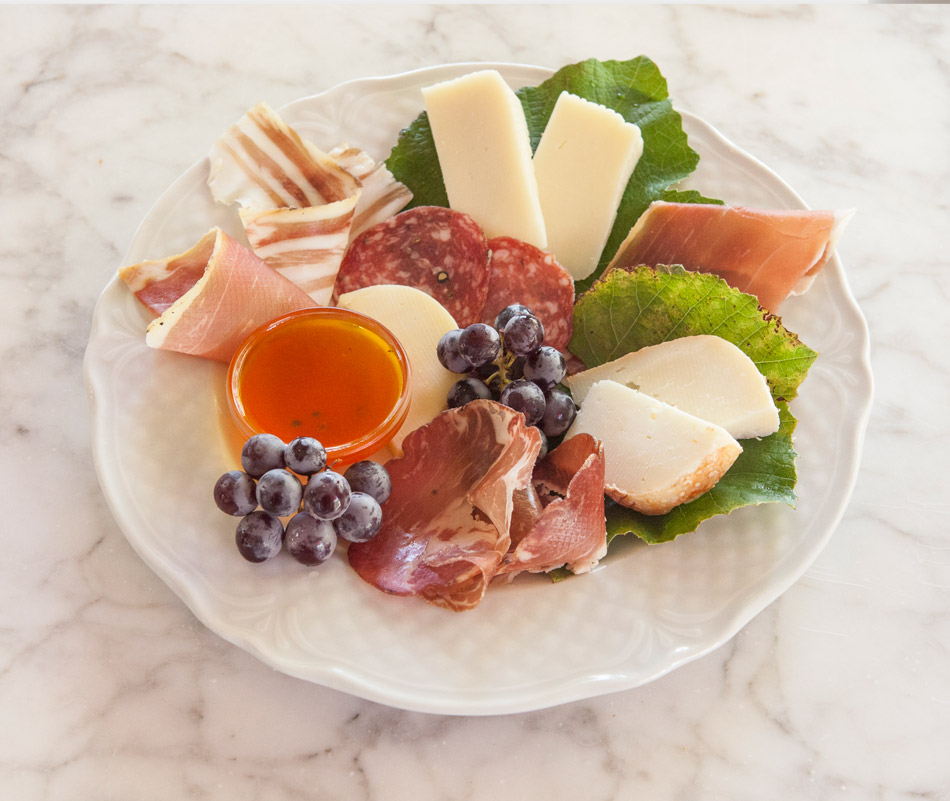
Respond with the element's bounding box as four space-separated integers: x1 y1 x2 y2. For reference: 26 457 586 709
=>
227 307 411 466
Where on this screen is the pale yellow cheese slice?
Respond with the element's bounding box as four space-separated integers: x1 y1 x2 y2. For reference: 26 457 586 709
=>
533 92 643 280
336 285 458 456
566 335 779 440
422 70 547 248
564 380 742 515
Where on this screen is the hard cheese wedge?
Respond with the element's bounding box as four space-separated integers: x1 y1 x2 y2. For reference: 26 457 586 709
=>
564 380 742 515
422 70 547 248
533 92 643 280
336 285 458 456
566 335 779 440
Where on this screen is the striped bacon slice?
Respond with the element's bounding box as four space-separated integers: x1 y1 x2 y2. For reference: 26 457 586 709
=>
607 201 854 311
207 102 408 303
238 196 358 303
121 228 317 363
208 101 360 209
328 144 413 241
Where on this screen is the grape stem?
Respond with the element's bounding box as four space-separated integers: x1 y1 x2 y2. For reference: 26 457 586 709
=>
490 341 519 390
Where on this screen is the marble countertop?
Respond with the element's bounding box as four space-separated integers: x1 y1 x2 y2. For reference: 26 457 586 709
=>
3 4 949 799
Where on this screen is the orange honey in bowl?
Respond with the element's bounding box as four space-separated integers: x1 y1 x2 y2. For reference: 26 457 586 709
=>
227 308 411 465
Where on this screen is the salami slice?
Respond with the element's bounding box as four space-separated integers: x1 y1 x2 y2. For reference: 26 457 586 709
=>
332 206 490 326
480 236 575 351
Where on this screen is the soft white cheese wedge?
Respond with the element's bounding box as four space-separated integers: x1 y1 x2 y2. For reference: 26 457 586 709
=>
532 92 643 280
564 380 742 515
566 335 779 440
336 285 459 456
422 70 547 248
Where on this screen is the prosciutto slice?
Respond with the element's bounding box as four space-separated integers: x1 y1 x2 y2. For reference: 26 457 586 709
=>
121 228 317 363
347 401 542 611
607 201 854 310
499 434 607 576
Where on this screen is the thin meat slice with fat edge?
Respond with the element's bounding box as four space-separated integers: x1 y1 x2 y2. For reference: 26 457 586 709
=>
498 433 607 576
208 103 410 303
347 401 542 611
328 144 413 242
607 201 854 310
238 196 358 303
122 227 318 363
208 101 360 209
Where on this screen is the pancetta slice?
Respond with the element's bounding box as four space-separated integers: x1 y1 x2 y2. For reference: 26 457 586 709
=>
124 227 317 363
328 144 413 241
239 196 358 303
607 201 854 310
347 401 542 611
498 434 608 576
208 101 360 209
208 102 370 302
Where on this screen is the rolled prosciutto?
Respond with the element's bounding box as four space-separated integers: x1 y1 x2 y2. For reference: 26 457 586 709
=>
120 228 317 363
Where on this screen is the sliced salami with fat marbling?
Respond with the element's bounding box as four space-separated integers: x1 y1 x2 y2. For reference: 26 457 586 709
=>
480 236 575 351
332 206 490 326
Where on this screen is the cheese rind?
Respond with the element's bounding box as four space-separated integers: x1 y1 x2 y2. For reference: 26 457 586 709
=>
532 92 643 280
566 335 779 440
422 70 547 248
564 380 742 515
336 285 458 456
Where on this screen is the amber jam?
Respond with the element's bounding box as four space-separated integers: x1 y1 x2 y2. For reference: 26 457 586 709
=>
227 308 411 465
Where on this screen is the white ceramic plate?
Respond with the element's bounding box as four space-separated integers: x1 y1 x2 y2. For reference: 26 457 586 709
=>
85 63 873 715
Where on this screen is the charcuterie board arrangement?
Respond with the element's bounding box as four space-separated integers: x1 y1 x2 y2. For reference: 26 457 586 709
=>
87 58 871 712
116 57 849 610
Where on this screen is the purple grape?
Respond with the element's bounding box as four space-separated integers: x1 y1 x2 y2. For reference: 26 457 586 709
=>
284 436 327 476
537 429 550 460
343 460 392 505
502 314 544 356
213 470 258 516
256 468 303 517
436 329 472 373
499 379 546 426
303 470 351 520
285 512 337 566
333 492 383 543
241 433 286 478
458 323 501 368
540 388 577 437
235 511 284 563
447 377 492 409
523 346 566 390
493 303 534 331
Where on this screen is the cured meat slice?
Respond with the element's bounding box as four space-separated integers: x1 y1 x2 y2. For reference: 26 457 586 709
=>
498 434 607 576
347 400 542 611
479 236 575 351
328 145 413 241
332 206 491 327
126 228 318 363
239 196 358 303
119 232 216 316
607 201 853 311
208 101 360 209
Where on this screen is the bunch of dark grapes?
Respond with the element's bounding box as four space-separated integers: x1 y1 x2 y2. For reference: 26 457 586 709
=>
213 434 391 565
437 304 578 453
